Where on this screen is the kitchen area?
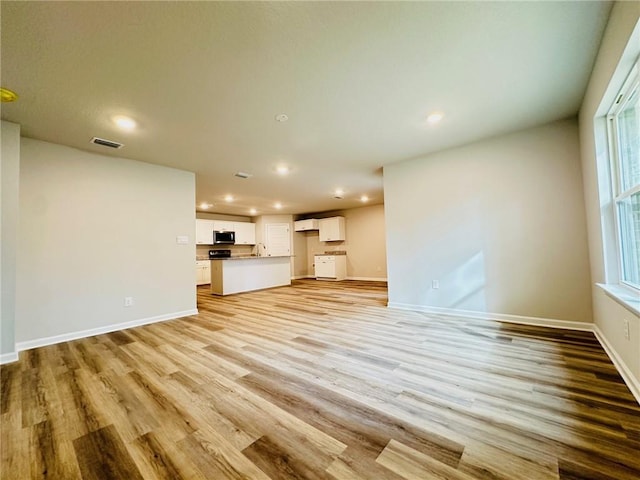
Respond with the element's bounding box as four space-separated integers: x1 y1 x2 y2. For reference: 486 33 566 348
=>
196 212 371 295
195 217 292 295
293 216 348 281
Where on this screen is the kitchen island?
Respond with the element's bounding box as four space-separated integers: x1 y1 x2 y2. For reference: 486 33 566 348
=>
210 256 291 295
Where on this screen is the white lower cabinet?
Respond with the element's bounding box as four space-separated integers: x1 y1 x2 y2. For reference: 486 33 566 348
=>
314 255 347 280
196 260 211 285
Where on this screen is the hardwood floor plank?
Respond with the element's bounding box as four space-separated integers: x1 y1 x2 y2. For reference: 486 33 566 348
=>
376 439 477 480
29 420 82 479
1 410 29 480
177 429 271 480
125 370 199 441
242 434 334 480
72 424 144 480
127 431 202 480
1 363 22 416
326 454 404 480
457 441 558 480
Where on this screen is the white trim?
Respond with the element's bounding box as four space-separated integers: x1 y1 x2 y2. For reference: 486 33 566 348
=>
0 351 19 365
387 302 640 405
597 283 640 316
346 276 388 282
292 275 388 282
387 302 593 331
593 325 640 405
15 309 198 352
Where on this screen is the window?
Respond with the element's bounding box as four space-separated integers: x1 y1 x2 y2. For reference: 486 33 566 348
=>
608 61 640 290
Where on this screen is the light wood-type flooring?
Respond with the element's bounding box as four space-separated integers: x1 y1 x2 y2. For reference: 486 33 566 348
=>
2 280 639 479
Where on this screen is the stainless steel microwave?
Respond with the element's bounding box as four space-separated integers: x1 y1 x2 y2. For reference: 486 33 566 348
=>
213 230 235 244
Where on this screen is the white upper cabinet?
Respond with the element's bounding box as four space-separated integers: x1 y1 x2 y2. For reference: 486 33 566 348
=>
294 219 319 231
319 216 346 242
212 220 235 232
196 219 215 245
199 219 255 244
234 222 256 245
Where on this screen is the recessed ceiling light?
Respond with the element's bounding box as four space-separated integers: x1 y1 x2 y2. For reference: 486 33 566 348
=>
426 112 444 125
249 208 257 215
274 202 282 210
276 165 290 175
360 195 369 202
275 113 289 122
0 87 18 102
113 115 137 131
199 202 211 209
224 195 234 202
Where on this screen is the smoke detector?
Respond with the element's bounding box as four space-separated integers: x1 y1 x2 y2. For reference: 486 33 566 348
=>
234 172 252 179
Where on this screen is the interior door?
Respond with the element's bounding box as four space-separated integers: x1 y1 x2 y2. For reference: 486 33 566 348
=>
265 223 290 257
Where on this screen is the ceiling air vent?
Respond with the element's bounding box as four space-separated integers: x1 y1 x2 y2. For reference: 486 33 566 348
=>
90 137 124 149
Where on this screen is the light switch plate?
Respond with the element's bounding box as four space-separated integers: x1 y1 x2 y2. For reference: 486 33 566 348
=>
176 235 189 245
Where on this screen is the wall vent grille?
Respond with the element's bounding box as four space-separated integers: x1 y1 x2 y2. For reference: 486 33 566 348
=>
90 137 124 149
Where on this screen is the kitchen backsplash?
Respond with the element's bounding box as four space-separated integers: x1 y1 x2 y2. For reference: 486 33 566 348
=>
196 244 254 258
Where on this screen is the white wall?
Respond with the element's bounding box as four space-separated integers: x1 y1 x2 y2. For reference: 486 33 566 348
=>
1 121 21 362
579 2 640 389
16 138 197 348
292 224 308 279
384 118 592 323
299 204 387 280
196 212 251 222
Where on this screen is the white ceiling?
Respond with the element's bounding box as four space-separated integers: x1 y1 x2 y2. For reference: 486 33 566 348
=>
1 1 611 216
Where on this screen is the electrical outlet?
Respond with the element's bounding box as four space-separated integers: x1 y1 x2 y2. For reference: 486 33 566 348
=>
432 280 440 289
623 319 630 340
124 297 134 307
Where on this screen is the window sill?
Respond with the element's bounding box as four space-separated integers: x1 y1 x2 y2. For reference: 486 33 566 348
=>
597 283 640 317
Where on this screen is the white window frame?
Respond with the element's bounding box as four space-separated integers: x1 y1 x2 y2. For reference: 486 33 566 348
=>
607 59 640 293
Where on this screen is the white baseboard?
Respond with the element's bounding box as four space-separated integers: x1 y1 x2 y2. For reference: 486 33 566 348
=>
0 351 19 365
15 309 198 353
388 302 639 405
387 302 593 331
347 276 388 282
593 325 640 405
292 275 388 282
